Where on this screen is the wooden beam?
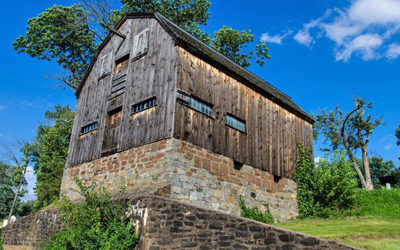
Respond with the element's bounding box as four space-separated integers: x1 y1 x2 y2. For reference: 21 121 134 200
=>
110 28 126 40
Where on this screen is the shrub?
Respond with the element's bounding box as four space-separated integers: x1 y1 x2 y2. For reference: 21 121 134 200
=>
41 178 139 250
313 151 358 217
293 144 315 218
239 196 274 224
294 145 358 218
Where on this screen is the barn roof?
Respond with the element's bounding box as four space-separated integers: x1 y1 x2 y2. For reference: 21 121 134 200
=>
76 12 314 124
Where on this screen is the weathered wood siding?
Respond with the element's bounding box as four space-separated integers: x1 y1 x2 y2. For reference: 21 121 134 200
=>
174 48 313 179
67 18 178 167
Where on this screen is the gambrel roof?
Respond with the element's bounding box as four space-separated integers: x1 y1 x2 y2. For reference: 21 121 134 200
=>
76 12 314 124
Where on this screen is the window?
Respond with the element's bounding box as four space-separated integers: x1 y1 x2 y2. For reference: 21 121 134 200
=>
132 97 157 114
114 54 129 75
189 97 212 117
81 122 98 135
226 114 246 133
132 28 150 59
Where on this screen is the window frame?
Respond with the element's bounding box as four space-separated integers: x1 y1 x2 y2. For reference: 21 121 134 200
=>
131 96 157 115
81 121 99 135
225 113 246 133
188 96 214 118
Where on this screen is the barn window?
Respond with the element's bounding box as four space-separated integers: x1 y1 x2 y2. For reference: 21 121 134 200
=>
226 114 246 133
189 97 212 117
132 28 150 60
132 96 157 114
81 122 98 135
114 54 129 75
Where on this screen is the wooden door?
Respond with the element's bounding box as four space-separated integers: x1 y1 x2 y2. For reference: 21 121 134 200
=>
101 106 122 154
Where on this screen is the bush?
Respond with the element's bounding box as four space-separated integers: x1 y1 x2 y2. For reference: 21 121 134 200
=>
313 152 358 217
293 144 315 218
41 178 139 250
294 145 358 218
239 196 274 224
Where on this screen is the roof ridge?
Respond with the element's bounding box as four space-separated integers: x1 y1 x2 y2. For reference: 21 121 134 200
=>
154 12 293 101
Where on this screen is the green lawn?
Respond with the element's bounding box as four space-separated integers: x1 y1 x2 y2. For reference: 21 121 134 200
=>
277 216 400 250
277 190 400 250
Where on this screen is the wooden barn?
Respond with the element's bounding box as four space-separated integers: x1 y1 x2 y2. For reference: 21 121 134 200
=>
61 12 314 221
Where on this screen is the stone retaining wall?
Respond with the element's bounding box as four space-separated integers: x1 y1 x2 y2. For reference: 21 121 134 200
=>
2 195 360 250
138 196 360 250
1 208 62 250
61 138 298 222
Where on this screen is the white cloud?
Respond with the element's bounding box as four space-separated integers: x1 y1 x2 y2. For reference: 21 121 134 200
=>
261 30 292 45
336 33 383 61
385 143 393 150
293 0 400 61
314 156 322 164
19 101 33 107
0 105 6 111
386 43 400 59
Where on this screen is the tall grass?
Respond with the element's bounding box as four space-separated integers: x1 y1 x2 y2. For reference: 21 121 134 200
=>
354 189 400 218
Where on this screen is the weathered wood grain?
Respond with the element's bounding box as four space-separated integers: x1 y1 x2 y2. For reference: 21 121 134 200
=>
174 48 313 179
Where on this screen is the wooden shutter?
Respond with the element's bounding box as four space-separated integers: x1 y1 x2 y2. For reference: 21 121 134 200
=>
132 28 150 59
99 50 113 77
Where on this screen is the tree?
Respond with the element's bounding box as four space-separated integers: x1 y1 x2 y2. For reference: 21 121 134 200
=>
0 162 19 219
314 98 384 190
1 143 30 221
24 106 75 209
368 157 398 188
12 5 97 89
212 27 271 68
14 0 271 90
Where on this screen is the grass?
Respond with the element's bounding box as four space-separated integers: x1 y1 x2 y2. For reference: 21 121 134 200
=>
277 189 400 250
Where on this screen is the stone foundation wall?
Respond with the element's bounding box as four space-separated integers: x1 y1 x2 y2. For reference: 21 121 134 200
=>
61 138 298 222
1 208 62 250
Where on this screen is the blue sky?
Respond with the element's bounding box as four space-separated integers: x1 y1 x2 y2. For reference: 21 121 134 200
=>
0 0 399 199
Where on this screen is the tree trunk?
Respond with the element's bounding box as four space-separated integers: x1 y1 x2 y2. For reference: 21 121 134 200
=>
349 154 367 189
362 147 374 190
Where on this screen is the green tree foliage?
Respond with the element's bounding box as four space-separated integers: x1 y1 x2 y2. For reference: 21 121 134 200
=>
314 152 358 217
368 157 399 188
12 5 97 89
314 97 384 190
120 0 211 40
14 0 271 90
294 145 358 218
41 179 139 250
24 106 75 209
212 27 271 68
17 200 37 217
293 144 315 218
238 196 274 224
0 162 21 219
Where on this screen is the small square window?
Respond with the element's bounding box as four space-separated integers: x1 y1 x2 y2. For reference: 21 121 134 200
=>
81 122 98 135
